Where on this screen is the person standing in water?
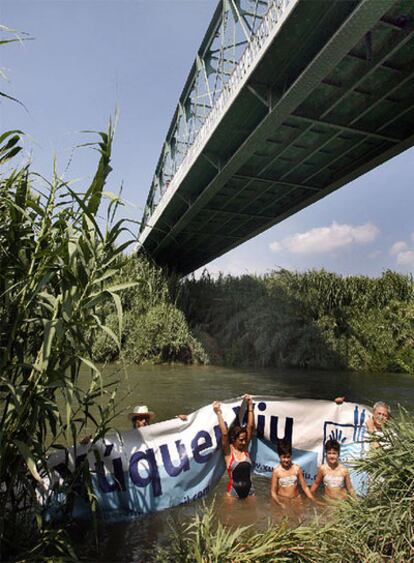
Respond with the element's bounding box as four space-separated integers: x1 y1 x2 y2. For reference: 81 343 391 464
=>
311 439 355 500
335 397 390 448
271 439 316 508
213 395 255 499
365 401 390 447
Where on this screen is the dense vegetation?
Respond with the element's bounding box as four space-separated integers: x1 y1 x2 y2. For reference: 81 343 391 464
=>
179 269 414 373
1 23 413 563
0 123 202 560
155 412 414 562
91 255 207 365
0 122 133 560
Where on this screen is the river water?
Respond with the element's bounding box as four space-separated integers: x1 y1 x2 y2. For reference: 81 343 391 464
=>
90 364 414 562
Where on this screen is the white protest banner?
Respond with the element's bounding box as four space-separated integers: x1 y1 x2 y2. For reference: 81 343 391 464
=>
45 396 369 521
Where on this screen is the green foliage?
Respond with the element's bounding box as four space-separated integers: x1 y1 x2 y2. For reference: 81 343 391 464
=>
154 501 320 562
90 255 208 365
311 412 414 561
0 123 134 561
125 301 208 364
179 269 414 373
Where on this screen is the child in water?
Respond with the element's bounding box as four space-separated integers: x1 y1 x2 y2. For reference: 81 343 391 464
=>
311 439 355 500
271 440 316 508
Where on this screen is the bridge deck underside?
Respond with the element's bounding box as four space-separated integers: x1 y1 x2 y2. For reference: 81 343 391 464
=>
141 0 414 275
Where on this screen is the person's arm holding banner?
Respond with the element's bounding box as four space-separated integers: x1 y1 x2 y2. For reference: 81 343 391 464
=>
213 401 230 457
244 394 254 444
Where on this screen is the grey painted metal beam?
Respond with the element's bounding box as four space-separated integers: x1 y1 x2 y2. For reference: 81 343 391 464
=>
290 113 402 143
203 207 276 220
180 131 414 275
232 173 321 191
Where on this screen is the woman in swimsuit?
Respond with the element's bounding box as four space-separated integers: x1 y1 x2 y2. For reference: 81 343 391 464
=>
213 395 255 499
311 439 355 500
271 439 316 508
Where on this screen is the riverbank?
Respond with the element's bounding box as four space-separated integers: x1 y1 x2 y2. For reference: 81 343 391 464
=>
90 256 414 375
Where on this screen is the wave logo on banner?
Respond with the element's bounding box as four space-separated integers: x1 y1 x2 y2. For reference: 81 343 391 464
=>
44 397 370 522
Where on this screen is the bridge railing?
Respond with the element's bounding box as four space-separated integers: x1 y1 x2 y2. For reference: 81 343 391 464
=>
141 0 295 234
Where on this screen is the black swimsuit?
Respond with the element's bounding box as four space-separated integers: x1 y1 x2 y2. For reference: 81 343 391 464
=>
227 448 254 498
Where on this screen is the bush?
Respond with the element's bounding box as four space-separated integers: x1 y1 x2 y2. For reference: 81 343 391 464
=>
89 255 208 365
125 302 208 364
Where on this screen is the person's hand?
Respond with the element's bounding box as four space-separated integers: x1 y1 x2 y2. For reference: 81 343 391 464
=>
243 394 253 406
80 435 92 445
176 414 188 421
334 396 346 405
213 401 222 414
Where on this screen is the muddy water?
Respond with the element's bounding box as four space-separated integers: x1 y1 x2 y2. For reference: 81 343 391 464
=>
89 364 414 562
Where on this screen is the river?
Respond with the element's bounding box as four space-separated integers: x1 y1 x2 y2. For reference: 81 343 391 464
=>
88 364 414 562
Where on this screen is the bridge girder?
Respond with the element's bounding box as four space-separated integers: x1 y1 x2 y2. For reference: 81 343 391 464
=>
139 0 414 275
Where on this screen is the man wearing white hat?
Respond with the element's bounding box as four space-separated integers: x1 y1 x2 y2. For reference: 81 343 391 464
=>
129 405 155 429
129 405 187 429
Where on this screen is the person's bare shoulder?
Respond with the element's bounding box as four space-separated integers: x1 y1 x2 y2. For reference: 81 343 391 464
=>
366 417 375 432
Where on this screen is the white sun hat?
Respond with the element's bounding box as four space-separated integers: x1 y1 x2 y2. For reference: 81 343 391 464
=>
128 405 155 420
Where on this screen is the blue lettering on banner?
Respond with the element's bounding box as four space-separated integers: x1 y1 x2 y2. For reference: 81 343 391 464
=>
160 440 190 476
46 397 369 522
96 457 126 493
129 448 162 497
256 402 293 446
192 431 213 463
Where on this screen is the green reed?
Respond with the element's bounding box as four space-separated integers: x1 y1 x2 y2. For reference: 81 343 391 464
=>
0 123 136 561
179 268 414 372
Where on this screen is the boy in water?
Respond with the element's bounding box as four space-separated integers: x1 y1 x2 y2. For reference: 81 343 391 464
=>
270 440 316 508
311 439 355 500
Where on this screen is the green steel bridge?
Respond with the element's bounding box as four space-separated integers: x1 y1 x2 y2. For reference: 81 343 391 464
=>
139 0 414 275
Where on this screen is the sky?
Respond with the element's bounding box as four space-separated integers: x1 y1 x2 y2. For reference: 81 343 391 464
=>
1 0 413 278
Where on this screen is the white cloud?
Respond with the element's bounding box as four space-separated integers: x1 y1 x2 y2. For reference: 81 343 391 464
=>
396 250 414 267
269 222 379 255
269 241 282 252
390 241 407 256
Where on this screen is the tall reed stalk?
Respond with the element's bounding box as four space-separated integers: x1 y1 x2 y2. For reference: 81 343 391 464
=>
0 123 136 560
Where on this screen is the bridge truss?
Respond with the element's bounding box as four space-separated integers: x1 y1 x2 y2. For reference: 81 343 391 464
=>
139 0 414 275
